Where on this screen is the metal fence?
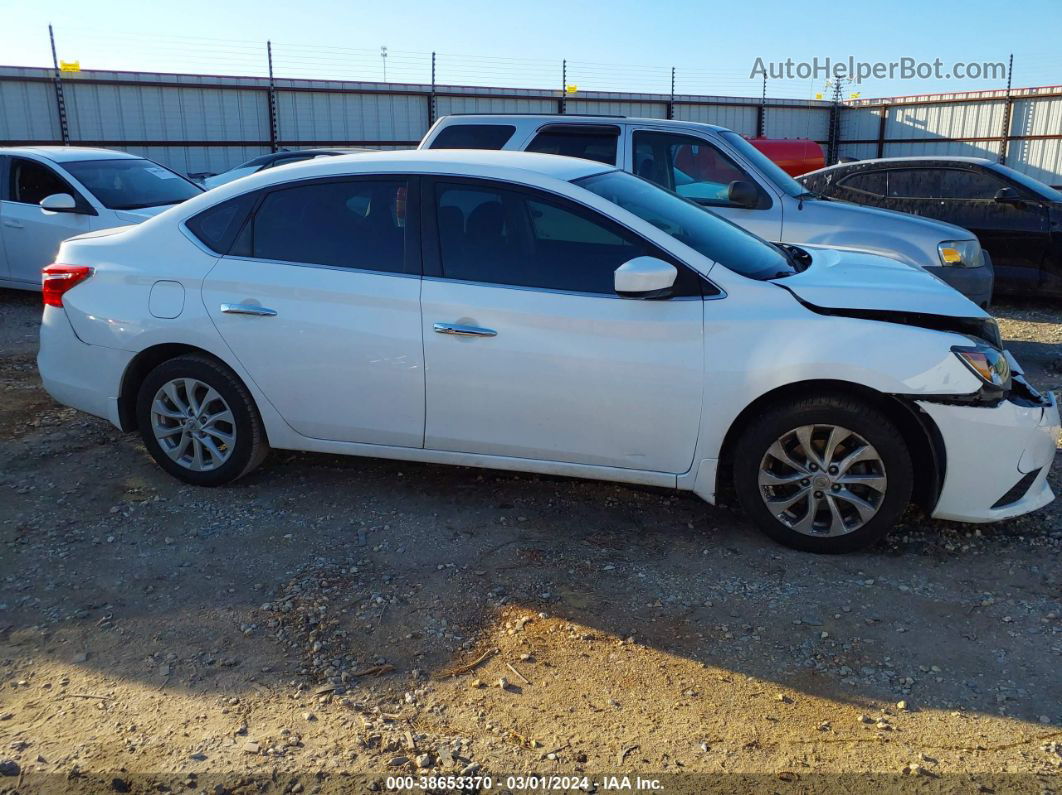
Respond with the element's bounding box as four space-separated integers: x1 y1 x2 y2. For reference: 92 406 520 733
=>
1 31 1061 184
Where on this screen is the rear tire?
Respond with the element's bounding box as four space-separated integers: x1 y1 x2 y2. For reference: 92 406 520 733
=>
732 394 913 553
135 354 269 486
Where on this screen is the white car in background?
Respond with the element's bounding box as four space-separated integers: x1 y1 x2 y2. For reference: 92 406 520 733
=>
0 147 202 290
36 151 1058 553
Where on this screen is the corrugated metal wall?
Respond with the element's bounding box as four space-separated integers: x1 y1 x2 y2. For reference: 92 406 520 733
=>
842 86 1062 184
2 65 1061 184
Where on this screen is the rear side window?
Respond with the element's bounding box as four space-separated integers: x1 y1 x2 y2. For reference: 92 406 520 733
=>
526 128 618 165
186 193 256 254
838 170 886 196
429 124 516 150
250 179 409 273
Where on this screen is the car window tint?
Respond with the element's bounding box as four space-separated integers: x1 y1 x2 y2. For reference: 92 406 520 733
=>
251 179 407 272
632 131 751 204
9 158 74 204
838 170 886 196
429 124 516 150
436 182 681 295
937 169 1008 199
888 168 1008 199
186 193 256 254
525 130 618 165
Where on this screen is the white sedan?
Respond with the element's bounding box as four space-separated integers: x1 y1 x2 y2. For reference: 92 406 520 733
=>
0 147 202 290
37 150 1058 552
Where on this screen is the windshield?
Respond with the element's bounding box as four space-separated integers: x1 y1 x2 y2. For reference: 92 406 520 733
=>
719 130 807 198
992 163 1062 202
64 159 202 210
575 170 794 281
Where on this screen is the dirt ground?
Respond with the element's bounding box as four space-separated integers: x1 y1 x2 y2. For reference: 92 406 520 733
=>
1 288 1060 794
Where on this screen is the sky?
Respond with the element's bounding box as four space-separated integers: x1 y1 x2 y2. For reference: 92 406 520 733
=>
1 0 1060 100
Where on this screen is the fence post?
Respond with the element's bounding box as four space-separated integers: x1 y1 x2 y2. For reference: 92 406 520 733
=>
429 51 437 126
876 104 888 158
560 60 566 114
48 24 70 145
667 67 675 120
998 53 1013 165
267 41 279 152
756 72 766 138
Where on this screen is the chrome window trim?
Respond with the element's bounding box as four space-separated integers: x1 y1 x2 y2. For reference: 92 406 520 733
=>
219 254 421 280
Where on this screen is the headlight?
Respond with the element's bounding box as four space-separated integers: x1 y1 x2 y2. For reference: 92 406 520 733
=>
938 239 983 268
953 344 1011 387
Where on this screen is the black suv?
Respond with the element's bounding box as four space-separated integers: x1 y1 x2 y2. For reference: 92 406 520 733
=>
799 157 1062 297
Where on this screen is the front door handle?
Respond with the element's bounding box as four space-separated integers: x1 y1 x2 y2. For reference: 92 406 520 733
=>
433 322 496 337
1 219 23 229
220 303 277 317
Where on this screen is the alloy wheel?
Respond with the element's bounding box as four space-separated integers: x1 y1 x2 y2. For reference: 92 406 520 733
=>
150 378 236 471
757 424 887 537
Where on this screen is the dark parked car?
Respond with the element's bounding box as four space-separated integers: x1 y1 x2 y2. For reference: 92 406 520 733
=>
799 157 1062 297
201 148 373 189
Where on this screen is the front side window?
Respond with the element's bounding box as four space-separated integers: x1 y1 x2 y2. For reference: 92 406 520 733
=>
429 124 516 150
632 131 760 206
575 169 794 281
9 157 75 204
525 128 619 165
250 179 408 273
63 158 201 210
434 182 694 294
887 168 1010 200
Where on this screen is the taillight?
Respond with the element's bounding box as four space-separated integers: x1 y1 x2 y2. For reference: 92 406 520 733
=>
42 265 93 308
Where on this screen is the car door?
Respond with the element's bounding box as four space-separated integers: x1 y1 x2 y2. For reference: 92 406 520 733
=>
419 177 704 473
627 127 782 241
0 156 10 280
886 167 1050 290
0 156 99 286
200 176 425 446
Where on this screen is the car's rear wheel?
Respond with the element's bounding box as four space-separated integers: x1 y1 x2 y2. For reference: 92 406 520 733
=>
136 354 268 486
732 394 913 553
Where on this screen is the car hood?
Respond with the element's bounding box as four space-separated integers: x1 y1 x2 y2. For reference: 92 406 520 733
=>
803 196 975 239
114 205 175 223
776 245 986 318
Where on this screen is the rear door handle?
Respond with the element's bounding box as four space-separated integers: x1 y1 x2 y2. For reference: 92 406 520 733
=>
433 322 496 337
220 303 277 317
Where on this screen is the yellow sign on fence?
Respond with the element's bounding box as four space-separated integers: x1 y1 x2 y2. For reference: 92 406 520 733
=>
565 84 578 94
59 60 80 73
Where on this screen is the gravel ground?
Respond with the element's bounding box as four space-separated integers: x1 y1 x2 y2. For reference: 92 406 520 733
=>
0 289 1060 794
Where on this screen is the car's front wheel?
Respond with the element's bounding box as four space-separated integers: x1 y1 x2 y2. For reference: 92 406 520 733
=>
733 394 913 553
135 354 269 486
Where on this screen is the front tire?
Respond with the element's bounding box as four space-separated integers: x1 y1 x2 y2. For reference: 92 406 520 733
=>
732 394 913 553
135 354 269 486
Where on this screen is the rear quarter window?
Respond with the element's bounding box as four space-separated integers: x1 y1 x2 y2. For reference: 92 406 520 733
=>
185 193 256 254
429 124 516 150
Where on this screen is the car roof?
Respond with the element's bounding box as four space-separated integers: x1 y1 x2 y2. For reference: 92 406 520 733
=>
0 146 142 163
436 113 728 133
246 149 612 184
809 156 998 176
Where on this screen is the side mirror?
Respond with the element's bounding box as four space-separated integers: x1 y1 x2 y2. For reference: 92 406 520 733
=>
993 186 1022 204
39 193 80 213
727 180 760 209
614 256 677 299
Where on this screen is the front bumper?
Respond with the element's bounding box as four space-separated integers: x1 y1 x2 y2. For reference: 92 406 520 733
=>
919 390 1059 523
926 257 994 308
37 306 133 430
